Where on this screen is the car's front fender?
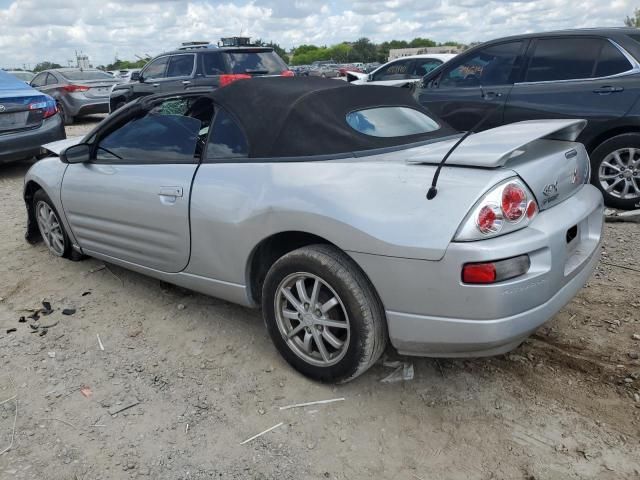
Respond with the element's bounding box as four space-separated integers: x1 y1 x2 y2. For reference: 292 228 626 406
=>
24 157 76 245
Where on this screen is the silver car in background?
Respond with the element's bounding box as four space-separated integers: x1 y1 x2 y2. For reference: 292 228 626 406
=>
23 78 603 383
30 68 118 124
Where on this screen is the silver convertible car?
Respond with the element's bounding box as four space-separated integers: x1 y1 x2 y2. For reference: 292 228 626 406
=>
24 77 603 382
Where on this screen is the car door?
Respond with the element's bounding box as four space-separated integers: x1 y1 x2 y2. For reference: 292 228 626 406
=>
61 95 213 273
370 59 416 86
505 36 639 142
162 54 197 92
416 40 527 131
133 56 170 99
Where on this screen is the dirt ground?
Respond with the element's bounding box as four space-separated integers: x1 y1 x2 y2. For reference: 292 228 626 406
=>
0 115 639 480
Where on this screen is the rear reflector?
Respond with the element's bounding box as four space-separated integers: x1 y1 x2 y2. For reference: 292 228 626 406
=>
462 255 530 284
219 74 251 87
62 85 90 93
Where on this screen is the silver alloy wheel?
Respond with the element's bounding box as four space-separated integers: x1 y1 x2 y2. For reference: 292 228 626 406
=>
35 200 65 256
598 147 640 199
274 272 351 367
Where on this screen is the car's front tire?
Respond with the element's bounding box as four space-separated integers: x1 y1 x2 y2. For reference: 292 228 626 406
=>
590 133 640 210
33 190 74 259
262 244 387 383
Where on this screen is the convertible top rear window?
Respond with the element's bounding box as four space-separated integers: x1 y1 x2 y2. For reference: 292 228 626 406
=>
346 107 440 138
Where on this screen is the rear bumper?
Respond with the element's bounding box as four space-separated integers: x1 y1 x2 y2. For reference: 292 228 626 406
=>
349 185 604 357
0 115 66 163
62 96 109 117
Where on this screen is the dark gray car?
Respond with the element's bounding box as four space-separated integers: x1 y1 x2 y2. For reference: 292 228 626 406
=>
415 28 640 210
30 69 118 125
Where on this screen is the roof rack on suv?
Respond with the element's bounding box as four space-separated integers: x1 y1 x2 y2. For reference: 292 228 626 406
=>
178 41 215 50
219 37 254 47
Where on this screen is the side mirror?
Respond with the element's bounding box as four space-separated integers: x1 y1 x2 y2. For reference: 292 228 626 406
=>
60 144 91 164
368 74 373 82
131 71 141 82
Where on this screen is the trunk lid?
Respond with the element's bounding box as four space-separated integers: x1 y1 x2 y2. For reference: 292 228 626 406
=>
0 91 48 133
407 119 589 210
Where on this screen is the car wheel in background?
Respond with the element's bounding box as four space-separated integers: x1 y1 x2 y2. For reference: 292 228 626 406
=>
33 190 73 258
590 133 640 210
262 244 387 383
57 102 74 125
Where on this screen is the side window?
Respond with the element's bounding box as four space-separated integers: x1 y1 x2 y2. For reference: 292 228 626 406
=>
95 96 213 164
372 60 413 81
45 73 58 85
525 38 601 82
440 41 523 87
142 57 169 80
202 53 227 76
31 73 47 87
595 41 632 77
413 59 442 77
166 55 195 78
206 108 248 160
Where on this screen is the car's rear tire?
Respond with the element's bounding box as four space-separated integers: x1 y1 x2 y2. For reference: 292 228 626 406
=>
57 102 74 125
590 133 640 210
262 244 387 383
33 190 75 259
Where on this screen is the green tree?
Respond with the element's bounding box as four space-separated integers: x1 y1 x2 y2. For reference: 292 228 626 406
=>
33 61 63 72
625 8 640 26
351 37 377 63
409 37 436 48
104 59 148 71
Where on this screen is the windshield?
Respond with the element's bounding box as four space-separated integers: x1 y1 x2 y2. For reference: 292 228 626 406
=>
346 107 440 138
225 50 287 74
60 70 115 81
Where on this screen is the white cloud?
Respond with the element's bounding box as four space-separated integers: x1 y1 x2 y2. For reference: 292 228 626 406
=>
0 0 634 68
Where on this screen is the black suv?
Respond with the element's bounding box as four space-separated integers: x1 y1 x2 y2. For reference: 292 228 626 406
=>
110 44 290 112
415 28 640 209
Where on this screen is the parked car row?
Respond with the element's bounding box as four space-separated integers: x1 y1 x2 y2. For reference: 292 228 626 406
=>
348 53 456 87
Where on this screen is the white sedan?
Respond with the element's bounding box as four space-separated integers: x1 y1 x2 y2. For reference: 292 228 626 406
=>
347 54 456 87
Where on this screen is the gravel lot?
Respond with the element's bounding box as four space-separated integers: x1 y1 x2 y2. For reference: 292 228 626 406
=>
0 115 639 479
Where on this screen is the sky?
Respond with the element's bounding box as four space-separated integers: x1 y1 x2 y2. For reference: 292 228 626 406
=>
0 0 636 68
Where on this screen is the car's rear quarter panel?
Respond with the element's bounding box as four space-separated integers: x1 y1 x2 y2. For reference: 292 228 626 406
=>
187 158 513 289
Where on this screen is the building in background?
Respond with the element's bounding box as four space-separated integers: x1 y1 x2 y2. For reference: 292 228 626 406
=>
388 45 465 61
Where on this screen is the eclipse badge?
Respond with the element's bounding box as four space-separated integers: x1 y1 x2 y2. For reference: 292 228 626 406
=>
0 105 5 112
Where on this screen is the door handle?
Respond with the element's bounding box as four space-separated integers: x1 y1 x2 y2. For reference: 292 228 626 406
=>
593 86 623 94
182 81 191 86
152 83 160 87
159 186 183 198
482 91 503 100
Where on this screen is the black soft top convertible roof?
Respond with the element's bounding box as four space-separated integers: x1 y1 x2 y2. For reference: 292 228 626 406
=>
209 76 454 158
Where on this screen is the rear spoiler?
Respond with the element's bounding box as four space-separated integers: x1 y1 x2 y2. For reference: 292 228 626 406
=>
407 119 587 168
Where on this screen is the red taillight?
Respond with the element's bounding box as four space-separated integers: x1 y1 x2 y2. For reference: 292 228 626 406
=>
29 99 58 119
62 84 90 93
219 74 251 87
501 183 526 222
477 204 503 235
462 263 496 284
526 200 538 219
462 255 530 284
280 70 295 77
